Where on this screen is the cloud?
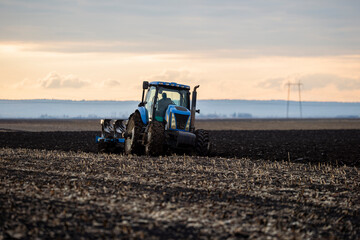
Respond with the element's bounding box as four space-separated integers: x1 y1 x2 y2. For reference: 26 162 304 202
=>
12 72 123 90
98 79 122 87
298 74 360 91
143 69 196 84
12 78 33 89
259 74 360 91
39 72 90 88
1 1 360 56
257 77 285 90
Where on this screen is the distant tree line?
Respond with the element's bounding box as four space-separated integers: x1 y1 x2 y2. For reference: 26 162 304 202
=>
198 112 252 119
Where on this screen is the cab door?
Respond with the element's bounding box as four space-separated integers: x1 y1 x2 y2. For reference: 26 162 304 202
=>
144 86 157 121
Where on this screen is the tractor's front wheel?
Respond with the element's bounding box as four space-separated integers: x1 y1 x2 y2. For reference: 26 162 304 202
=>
145 121 165 156
195 129 210 156
124 111 144 155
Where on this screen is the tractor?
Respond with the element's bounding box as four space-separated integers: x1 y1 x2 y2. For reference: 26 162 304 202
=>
96 81 210 156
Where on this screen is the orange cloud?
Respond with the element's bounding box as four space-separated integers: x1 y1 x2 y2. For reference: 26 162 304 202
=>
259 74 360 92
142 69 200 85
39 72 90 89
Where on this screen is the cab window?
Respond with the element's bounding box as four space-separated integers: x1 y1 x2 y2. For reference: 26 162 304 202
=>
145 86 156 120
154 87 189 121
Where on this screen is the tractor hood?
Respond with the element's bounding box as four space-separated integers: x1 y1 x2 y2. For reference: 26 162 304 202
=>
165 105 191 132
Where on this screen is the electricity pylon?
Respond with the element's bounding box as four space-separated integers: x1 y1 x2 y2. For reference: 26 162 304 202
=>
286 81 302 118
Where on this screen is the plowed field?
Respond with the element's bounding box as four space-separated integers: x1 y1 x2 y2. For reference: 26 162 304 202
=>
0 129 359 167
0 120 359 239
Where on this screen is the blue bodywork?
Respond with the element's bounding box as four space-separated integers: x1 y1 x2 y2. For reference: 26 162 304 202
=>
137 106 148 125
149 81 190 89
165 105 191 132
96 136 125 143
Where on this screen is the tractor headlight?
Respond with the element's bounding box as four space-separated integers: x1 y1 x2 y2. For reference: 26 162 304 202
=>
185 118 190 131
171 113 176 129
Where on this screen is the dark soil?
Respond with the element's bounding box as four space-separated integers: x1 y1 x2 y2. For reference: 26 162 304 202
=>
211 130 360 167
1 128 360 239
1 148 359 239
0 130 359 166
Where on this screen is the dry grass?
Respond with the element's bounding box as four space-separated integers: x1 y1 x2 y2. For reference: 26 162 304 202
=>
1 148 359 239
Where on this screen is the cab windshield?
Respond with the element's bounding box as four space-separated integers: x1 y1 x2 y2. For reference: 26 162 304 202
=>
154 87 189 121
158 87 189 107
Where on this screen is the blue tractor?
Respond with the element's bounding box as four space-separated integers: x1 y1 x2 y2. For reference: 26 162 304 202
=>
96 81 210 156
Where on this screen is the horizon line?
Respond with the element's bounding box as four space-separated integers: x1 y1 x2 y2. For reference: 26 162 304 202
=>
1 98 360 104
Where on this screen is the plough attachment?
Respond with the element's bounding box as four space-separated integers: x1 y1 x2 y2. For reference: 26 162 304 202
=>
113 119 127 138
96 119 127 153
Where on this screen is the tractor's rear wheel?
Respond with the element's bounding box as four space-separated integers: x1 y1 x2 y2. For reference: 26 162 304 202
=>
145 121 165 156
124 111 144 155
195 129 210 156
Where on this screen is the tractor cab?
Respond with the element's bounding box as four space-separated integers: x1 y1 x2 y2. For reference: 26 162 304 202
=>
97 80 210 156
142 81 191 131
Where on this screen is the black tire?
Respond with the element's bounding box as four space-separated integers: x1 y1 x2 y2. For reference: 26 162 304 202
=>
124 111 144 155
195 129 210 156
145 121 165 156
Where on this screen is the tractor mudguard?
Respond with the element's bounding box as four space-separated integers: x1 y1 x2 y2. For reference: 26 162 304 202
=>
137 106 148 125
176 131 196 147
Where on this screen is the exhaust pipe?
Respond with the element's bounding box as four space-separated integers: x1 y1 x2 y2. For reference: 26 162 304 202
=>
190 85 200 131
139 81 149 107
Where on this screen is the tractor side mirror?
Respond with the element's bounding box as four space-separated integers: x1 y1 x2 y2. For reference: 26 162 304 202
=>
138 101 147 107
143 81 149 89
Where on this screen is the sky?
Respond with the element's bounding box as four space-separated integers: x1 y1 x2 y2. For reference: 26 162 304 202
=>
0 0 359 101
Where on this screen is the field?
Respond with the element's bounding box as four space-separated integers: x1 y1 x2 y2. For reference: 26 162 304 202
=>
0 119 359 239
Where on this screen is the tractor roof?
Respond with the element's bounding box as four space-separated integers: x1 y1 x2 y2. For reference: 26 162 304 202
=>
149 81 190 90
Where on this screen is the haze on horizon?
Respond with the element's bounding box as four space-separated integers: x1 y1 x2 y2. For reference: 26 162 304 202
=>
0 0 359 102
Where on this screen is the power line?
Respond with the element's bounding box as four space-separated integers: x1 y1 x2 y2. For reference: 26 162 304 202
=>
286 81 303 118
